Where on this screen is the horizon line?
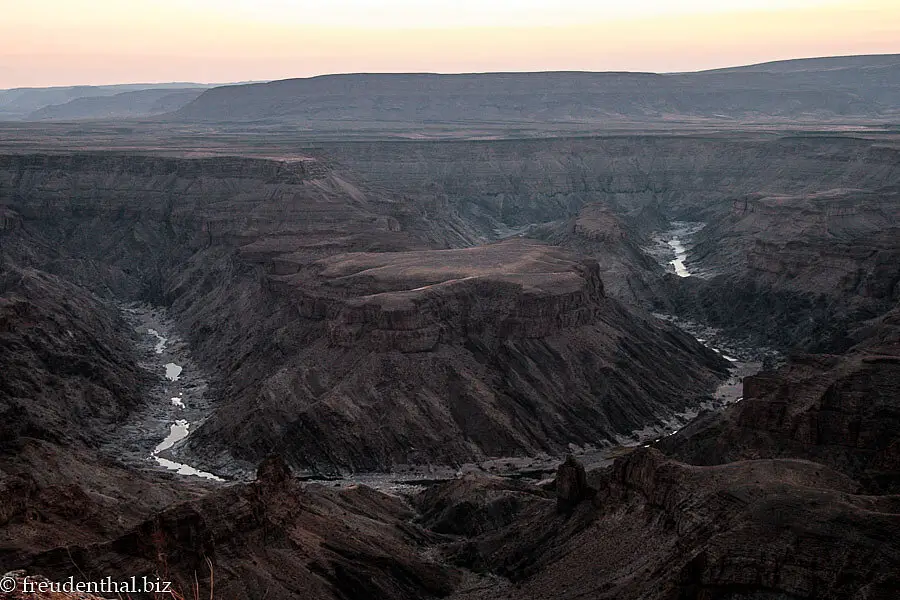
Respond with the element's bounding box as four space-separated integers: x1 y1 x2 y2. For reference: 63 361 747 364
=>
3 52 898 92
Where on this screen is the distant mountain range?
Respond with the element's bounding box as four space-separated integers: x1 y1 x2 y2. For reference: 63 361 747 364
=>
171 54 900 125
25 88 208 120
0 83 217 120
3 54 899 123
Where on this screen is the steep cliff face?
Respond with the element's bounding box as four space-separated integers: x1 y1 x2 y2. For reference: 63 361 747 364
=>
0 152 728 476
691 187 900 295
182 238 727 474
660 306 900 493
321 136 900 238
0 153 436 296
677 185 900 350
419 450 900 600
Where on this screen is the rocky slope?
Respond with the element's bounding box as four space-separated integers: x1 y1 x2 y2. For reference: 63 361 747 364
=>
419 449 900 600
13 458 460 600
0 264 211 570
2 130 898 598
321 135 900 345
673 184 900 350
181 238 726 474
531 202 668 305
0 152 728 477
659 305 900 494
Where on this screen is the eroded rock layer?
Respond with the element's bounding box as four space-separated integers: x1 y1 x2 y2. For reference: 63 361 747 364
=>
661 305 900 493
183 238 726 474
0 152 727 475
411 450 899 600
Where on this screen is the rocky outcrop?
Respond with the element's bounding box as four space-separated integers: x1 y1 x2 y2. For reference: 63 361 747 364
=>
301 240 606 352
181 237 727 474
13 460 459 600
660 306 900 493
427 449 900 600
533 203 667 305
554 455 590 512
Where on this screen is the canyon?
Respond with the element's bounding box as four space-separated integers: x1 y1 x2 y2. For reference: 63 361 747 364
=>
1 58 899 599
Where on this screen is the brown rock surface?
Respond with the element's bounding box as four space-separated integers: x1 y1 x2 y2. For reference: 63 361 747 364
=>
2 126 900 600
660 305 900 493
416 474 550 537
554 455 590 512
434 449 900 600
0 265 208 569
0 151 727 472
15 462 459 600
182 237 726 474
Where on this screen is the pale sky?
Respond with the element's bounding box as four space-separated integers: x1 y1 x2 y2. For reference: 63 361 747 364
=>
1 0 898 88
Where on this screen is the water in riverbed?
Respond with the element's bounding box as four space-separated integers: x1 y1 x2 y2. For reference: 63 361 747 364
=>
119 305 223 482
650 221 707 278
668 237 691 277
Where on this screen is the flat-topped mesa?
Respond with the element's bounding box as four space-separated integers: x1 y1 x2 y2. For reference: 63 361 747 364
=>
293 240 606 352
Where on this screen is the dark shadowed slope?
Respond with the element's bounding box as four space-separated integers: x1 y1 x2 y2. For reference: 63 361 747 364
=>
659 304 900 494
0 152 728 477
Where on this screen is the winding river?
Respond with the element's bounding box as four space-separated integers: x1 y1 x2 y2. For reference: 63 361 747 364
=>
121 305 223 482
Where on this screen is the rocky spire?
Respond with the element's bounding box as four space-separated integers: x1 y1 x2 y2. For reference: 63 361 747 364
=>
555 454 591 512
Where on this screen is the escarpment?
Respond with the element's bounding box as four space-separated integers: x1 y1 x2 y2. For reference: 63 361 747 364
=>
670 185 900 351
420 450 900 600
0 152 728 476
182 238 727 474
302 241 606 352
660 305 900 493
318 136 900 349
1 123 900 600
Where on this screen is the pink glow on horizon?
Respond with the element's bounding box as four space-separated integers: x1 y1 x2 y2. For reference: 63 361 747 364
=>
1 0 898 88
